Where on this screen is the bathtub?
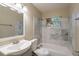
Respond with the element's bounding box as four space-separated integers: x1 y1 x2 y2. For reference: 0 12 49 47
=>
38 42 73 56
40 26 73 56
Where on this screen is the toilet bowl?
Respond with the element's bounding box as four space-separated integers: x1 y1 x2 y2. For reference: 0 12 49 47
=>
34 47 50 56
31 39 50 56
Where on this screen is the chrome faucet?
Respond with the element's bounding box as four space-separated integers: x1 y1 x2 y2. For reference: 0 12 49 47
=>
13 41 19 44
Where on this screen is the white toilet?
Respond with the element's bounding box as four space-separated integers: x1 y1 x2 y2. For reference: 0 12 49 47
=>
34 47 50 56
31 39 50 56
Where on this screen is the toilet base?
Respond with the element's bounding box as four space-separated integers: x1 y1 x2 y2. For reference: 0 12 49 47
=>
34 47 50 56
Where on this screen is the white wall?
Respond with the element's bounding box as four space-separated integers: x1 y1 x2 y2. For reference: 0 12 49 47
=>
42 6 70 18
23 4 42 45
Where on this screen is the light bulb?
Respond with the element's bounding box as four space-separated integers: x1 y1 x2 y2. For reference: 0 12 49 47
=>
23 6 28 13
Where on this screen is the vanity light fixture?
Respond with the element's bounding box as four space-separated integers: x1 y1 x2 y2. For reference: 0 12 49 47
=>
0 3 7 7
0 3 25 14
0 3 28 14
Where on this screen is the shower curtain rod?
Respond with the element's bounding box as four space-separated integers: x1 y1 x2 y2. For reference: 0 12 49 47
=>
0 24 12 26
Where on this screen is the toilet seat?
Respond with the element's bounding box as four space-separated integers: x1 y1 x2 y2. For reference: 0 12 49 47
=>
34 47 50 56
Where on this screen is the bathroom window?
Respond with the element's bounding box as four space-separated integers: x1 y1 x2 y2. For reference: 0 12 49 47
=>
46 16 61 29
51 16 61 29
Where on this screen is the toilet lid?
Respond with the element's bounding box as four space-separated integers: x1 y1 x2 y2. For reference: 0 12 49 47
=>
34 48 50 56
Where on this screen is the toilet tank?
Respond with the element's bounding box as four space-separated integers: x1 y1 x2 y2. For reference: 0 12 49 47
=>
31 39 37 51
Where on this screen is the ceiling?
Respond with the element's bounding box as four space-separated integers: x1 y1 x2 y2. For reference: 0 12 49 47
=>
32 3 70 14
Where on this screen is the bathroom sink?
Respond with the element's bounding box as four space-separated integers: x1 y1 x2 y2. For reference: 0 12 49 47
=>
0 40 31 56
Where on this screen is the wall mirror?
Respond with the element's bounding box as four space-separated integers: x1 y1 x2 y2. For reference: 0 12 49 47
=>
0 3 24 38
